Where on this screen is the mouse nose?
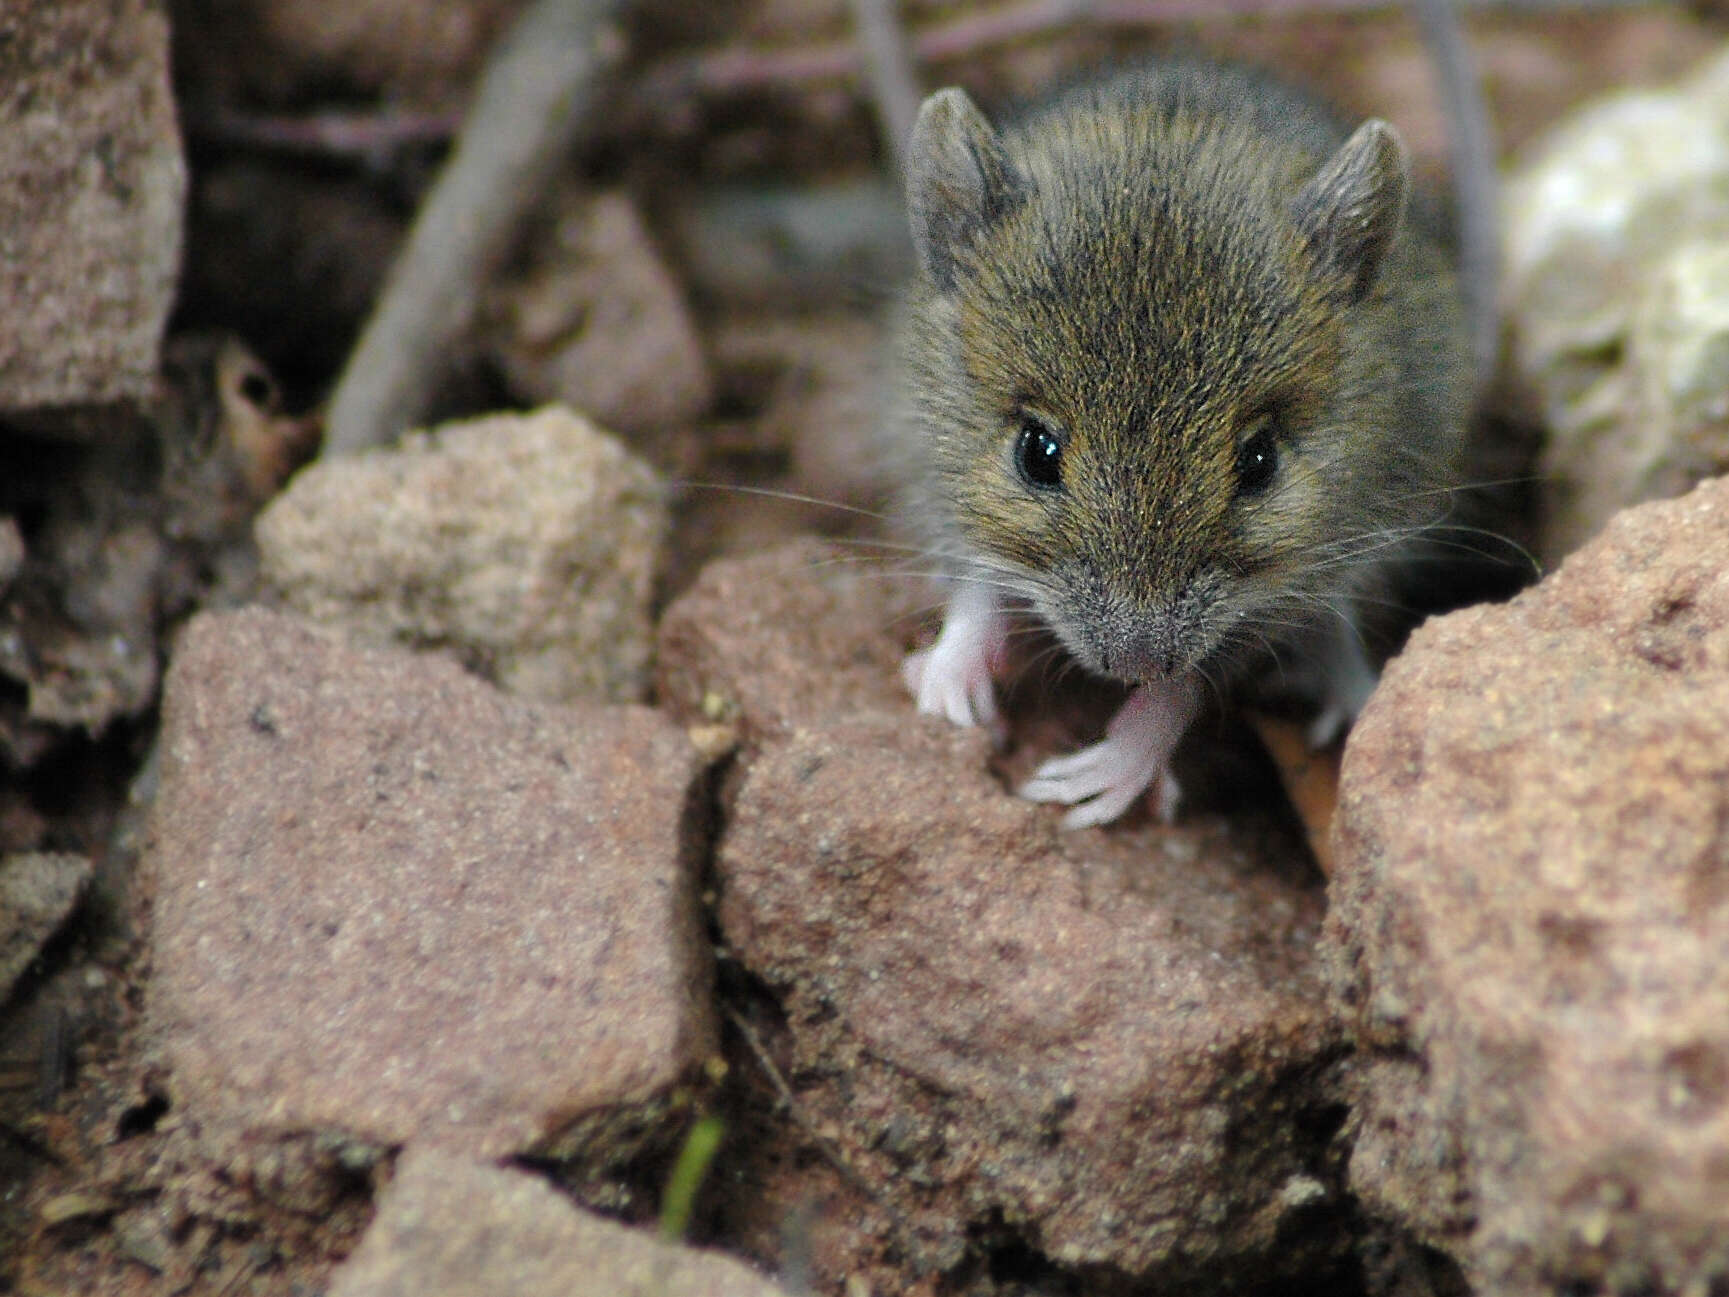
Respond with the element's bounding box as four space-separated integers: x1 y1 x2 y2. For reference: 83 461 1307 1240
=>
1098 623 1183 682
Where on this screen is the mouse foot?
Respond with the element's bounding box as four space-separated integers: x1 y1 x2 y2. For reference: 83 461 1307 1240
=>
903 580 1009 733
1019 676 1202 828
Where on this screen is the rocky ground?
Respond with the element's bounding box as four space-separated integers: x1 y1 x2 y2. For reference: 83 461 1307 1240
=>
5 2 1729 1295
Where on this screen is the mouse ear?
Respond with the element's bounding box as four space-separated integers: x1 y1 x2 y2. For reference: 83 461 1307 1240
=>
906 88 1028 291
1292 119 1410 306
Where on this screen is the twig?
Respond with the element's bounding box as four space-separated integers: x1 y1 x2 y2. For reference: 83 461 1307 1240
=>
722 1003 881 1203
188 108 460 159
321 0 627 456
845 0 925 177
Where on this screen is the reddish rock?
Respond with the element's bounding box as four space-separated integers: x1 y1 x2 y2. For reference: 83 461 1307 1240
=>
0 0 184 408
148 607 714 1163
1329 475 1729 1294
486 189 715 438
656 538 916 749
660 545 1345 1285
328 1147 793 1297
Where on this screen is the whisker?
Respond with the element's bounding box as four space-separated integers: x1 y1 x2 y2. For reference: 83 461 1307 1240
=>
673 479 891 525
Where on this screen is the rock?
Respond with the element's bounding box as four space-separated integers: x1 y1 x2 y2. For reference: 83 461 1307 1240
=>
0 0 184 409
1328 475 1729 1294
0 520 165 740
659 544 1346 1285
148 607 714 1164
656 538 913 750
256 405 667 704
0 853 91 996
0 339 308 763
486 189 714 438
1504 47 1729 556
328 1147 793 1297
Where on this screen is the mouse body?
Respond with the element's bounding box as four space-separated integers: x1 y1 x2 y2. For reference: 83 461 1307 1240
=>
886 57 1472 826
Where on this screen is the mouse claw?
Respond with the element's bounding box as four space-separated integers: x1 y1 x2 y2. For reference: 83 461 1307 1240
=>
1018 676 1201 828
904 644 1000 732
1019 738 1174 828
903 581 1008 735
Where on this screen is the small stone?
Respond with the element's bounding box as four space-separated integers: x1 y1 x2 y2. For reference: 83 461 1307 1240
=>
707 311 889 509
148 607 714 1162
1329 475 1729 1293
327 1147 793 1297
655 538 914 749
721 717 1338 1279
256 405 667 704
487 190 714 436
0 0 185 409
0 853 91 997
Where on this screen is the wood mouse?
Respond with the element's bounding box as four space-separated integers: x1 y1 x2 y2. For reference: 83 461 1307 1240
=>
887 57 1473 827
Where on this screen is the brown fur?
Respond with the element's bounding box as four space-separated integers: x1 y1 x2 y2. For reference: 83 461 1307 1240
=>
888 57 1471 687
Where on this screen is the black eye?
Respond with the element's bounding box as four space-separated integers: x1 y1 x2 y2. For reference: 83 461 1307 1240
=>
1015 413 1064 489
1234 419 1280 496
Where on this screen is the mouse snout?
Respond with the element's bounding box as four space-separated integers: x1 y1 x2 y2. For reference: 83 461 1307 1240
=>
1056 565 1205 683
1096 621 1185 682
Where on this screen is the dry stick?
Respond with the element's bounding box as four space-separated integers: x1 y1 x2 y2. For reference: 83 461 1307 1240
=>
845 0 925 177
723 1005 878 1201
322 0 625 457
191 108 460 157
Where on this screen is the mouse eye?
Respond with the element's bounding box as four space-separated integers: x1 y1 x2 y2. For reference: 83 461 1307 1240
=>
1015 413 1064 490
1234 417 1280 497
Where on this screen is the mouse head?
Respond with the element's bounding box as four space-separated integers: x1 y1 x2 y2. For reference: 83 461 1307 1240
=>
903 83 1416 682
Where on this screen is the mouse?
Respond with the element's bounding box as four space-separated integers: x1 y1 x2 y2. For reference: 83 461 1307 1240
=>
885 55 1475 827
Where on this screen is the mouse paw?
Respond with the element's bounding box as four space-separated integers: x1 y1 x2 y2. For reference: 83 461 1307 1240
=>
1021 742 1182 829
903 581 1008 733
1018 676 1202 828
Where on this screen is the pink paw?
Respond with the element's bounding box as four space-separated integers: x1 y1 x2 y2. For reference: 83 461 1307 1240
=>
903 582 1008 733
1019 676 1201 828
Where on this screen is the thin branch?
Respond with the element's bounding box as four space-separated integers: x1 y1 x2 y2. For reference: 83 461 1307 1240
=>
189 108 460 159
723 1003 883 1204
321 0 627 456
845 0 925 177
